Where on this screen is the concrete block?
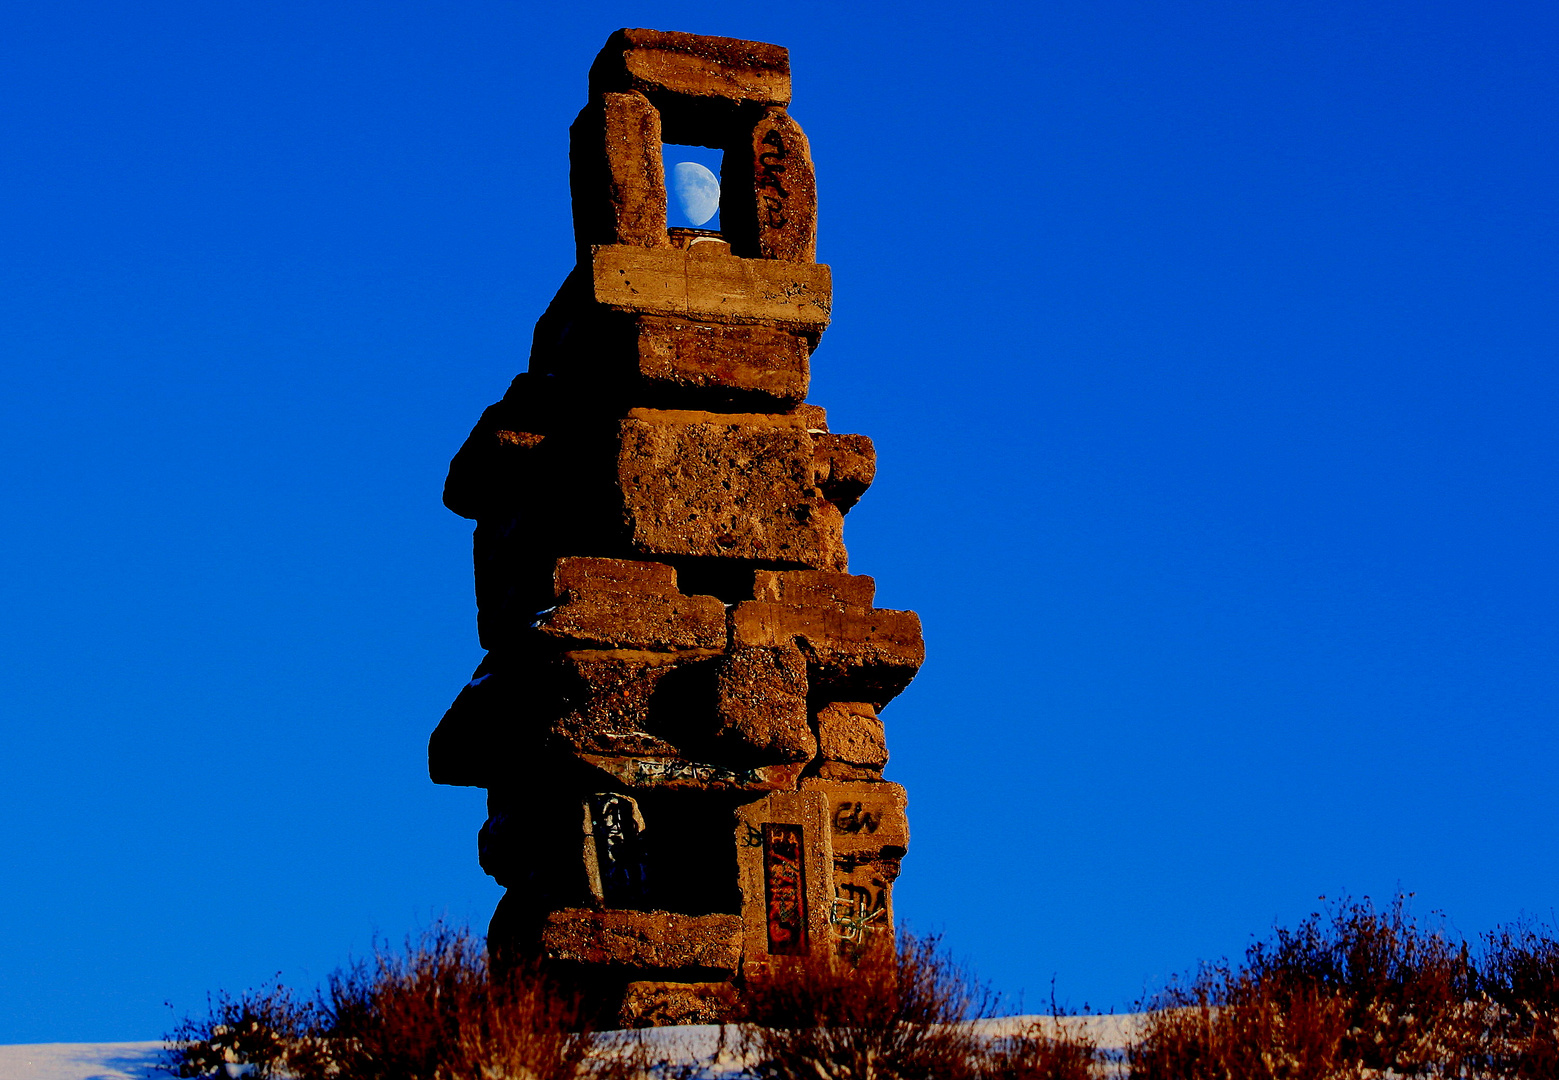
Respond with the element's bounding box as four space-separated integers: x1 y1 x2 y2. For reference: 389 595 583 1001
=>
589 28 791 108
735 790 833 972
714 643 815 764
812 433 876 511
618 980 739 1027
752 569 875 608
615 411 849 569
541 908 743 974
590 244 831 332
729 599 924 708
801 778 910 857
570 91 670 257
814 700 888 771
634 316 810 407
549 650 685 758
726 107 816 262
539 557 727 652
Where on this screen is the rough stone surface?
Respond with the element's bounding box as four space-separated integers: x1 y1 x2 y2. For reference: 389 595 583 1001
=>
549 650 684 758
731 107 817 263
714 643 815 764
589 29 791 109
570 91 669 257
577 753 805 793
815 701 889 771
618 980 740 1027
729 598 925 707
590 244 832 332
615 412 849 569
753 569 875 608
803 778 910 856
541 908 743 974
734 790 834 974
812 433 876 511
432 30 922 1021
635 317 810 407
540 557 727 652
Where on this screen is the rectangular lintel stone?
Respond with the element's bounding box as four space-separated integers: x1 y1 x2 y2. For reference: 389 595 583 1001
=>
590 29 791 107
591 245 831 332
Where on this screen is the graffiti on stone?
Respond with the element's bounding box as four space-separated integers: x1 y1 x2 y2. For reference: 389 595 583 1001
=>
762 822 809 955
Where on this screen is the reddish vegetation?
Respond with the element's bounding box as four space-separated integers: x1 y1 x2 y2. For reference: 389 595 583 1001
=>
737 930 1100 1080
1131 895 1559 1079
163 924 650 1080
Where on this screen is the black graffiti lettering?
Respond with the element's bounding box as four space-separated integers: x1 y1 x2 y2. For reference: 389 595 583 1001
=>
838 881 888 915
832 801 881 834
757 126 791 215
762 194 789 229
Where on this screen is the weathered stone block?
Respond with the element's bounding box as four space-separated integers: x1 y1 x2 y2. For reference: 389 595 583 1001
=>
735 790 834 973
590 244 832 332
828 854 899 951
794 403 829 431
725 107 817 262
570 91 670 257
801 778 910 857
635 316 810 407
814 701 888 771
812 433 876 511
589 28 791 109
752 569 875 608
549 650 684 758
619 980 739 1027
553 555 677 596
729 598 924 707
714 643 815 764
615 411 849 569
539 557 726 652
541 908 743 974
801 779 907 952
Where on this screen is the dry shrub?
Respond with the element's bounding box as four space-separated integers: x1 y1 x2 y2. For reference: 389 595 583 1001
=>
1482 922 1559 1078
316 923 618 1080
163 977 320 1079
1128 895 1559 1079
1129 968 1360 1080
736 930 1101 1080
736 931 991 1080
163 923 645 1080
975 1018 1102 1080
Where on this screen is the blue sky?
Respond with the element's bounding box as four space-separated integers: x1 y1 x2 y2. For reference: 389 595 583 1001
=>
2 0 1556 1042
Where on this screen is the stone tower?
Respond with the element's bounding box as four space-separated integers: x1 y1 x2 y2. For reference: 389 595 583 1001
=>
430 28 925 1026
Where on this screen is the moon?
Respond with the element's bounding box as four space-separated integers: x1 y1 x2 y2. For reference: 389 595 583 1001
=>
670 161 720 227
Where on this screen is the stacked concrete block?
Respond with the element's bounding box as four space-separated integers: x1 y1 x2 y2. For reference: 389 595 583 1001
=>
431 29 924 1027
